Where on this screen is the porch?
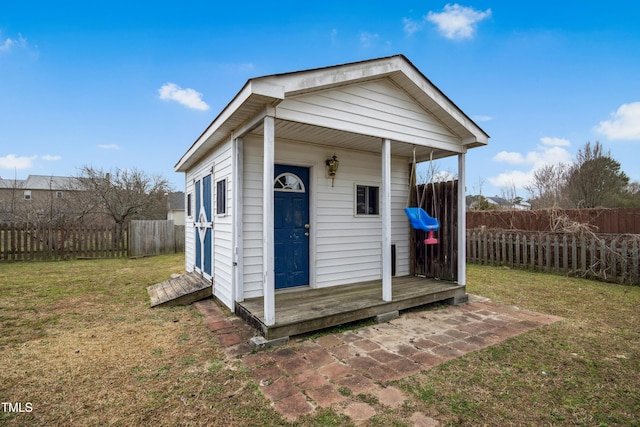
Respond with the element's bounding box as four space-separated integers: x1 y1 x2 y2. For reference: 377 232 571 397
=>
235 276 467 339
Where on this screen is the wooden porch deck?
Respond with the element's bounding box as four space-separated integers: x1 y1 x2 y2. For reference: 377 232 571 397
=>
147 272 212 308
236 276 467 339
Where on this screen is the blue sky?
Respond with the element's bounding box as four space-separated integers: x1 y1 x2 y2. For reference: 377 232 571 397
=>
2 1 639 198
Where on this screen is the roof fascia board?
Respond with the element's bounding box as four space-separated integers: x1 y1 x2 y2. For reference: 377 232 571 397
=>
265 56 403 97
174 80 284 172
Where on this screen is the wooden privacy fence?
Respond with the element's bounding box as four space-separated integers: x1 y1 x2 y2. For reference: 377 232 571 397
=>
467 229 640 285
128 220 185 257
410 181 459 281
0 222 127 261
1 220 185 261
467 208 640 234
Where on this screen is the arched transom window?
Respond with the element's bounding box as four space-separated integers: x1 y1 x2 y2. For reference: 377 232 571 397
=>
274 173 305 192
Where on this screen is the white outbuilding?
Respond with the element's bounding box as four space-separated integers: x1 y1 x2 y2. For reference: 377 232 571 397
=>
174 55 489 338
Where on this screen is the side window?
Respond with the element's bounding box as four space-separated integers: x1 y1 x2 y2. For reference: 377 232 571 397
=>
24 190 32 200
216 179 227 215
356 185 379 215
186 193 192 217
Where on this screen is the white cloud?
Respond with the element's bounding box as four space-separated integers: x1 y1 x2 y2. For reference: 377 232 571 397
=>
524 146 572 168
541 136 570 146
490 139 573 189
41 154 61 161
493 151 524 165
488 170 532 189
0 33 27 53
403 18 421 36
0 154 37 170
595 102 640 140
359 32 380 48
471 115 493 122
158 83 210 111
97 144 121 150
426 4 492 40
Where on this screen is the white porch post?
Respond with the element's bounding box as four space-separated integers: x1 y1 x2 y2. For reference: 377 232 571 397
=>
263 116 276 325
381 138 392 302
457 151 466 286
232 137 244 303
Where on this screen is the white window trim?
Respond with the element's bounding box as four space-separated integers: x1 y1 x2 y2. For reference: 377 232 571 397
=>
186 192 193 218
215 177 228 217
354 183 380 217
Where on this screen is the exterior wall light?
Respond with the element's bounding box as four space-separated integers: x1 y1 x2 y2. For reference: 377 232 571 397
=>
326 154 339 187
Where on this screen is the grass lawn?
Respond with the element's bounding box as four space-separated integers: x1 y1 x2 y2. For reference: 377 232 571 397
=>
1 255 639 426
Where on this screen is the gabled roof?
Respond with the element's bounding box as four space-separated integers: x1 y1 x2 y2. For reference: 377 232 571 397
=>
0 175 81 191
175 54 489 172
167 192 185 210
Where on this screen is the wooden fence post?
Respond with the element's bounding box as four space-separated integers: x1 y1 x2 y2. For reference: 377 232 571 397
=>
632 240 639 284
562 234 568 272
610 239 618 282
508 233 514 267
580 234 587 276
621 240 628 282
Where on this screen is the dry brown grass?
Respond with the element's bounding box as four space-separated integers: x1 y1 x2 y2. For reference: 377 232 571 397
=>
2 255 639 426
399 264 640 426
0 255 285 426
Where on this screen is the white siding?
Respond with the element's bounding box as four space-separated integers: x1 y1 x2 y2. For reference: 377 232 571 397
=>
184 139 234 310
242 136 410 299
184 174 195 273
276 78 462 152
242 139 265 298
212 140 234 309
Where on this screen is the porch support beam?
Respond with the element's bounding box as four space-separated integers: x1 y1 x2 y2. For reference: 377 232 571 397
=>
381 138 392 302
232 137 244 304
457 151 466 285
234 105 275 139
263 116 276 326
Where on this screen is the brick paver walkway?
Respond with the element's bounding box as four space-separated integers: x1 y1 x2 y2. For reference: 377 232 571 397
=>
194 297 563 424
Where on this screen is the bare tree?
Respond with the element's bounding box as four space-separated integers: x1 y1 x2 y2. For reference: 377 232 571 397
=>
78 166 172 226
525 163 570 209
467 177 496 210
500 181 521 209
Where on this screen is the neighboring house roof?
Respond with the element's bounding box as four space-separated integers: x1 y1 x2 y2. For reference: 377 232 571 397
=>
175 54 490 172
466 195 531 210
167 192 185 210
0 178 24 189
0 175 81 191
486 196 509 206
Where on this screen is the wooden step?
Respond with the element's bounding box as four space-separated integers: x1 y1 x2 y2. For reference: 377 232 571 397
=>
147 272 212 308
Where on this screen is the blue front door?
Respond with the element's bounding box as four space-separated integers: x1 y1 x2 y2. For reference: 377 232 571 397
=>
274 165 310 289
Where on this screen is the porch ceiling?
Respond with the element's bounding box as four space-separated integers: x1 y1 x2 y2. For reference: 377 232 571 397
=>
250 119 456 163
